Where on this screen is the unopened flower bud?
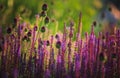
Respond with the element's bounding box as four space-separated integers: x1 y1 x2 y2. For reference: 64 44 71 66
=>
46 40 50 46
34 26 38 31
27 30 32 37
41 26 46 33
56 41 61 49
40 11 46 17
42 3 48 11
44 16 49 24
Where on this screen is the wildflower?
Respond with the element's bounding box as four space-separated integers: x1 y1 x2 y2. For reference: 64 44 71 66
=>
24 28 27 32
93 21 97 27
27 30 32 37
40 11 46 17
34 26 38 31
7 27 12 34
41 26 46 33
44 16 49 24
55 34 59 39
56 41 61 49
69 32 73 38
46 40 50 46
22 36 30 42
42 3 48 11
22 36 28 41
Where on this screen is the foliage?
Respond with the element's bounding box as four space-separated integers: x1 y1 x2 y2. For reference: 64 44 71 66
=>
0 0 102 36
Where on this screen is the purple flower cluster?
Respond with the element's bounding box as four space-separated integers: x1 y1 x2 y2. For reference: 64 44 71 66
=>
0 5 120 78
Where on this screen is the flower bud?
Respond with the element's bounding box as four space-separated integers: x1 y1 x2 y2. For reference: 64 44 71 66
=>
46 40 50 46
40 11 46 17
24 28 27 32
22 36 28 41
56 41 61 49
55 34 59 39
34 26 38 31
42 3 48 11
41 26 46 33
44 16 49 24
22 36 30 42
27 30 32 37
93 21 97 27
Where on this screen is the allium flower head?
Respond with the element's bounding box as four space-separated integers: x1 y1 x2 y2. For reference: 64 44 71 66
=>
44 16 49 24
22 36 28 41
22 36 30 42
24 28 27 32
55 34 59 39
34 26 38 31
93 21 97 27
42 3 48 11
41 26 46 33
56 41 61 49
40 11 46 17
27 30 32 37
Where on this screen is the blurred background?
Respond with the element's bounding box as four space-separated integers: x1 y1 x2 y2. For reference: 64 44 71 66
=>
0 0 120 36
